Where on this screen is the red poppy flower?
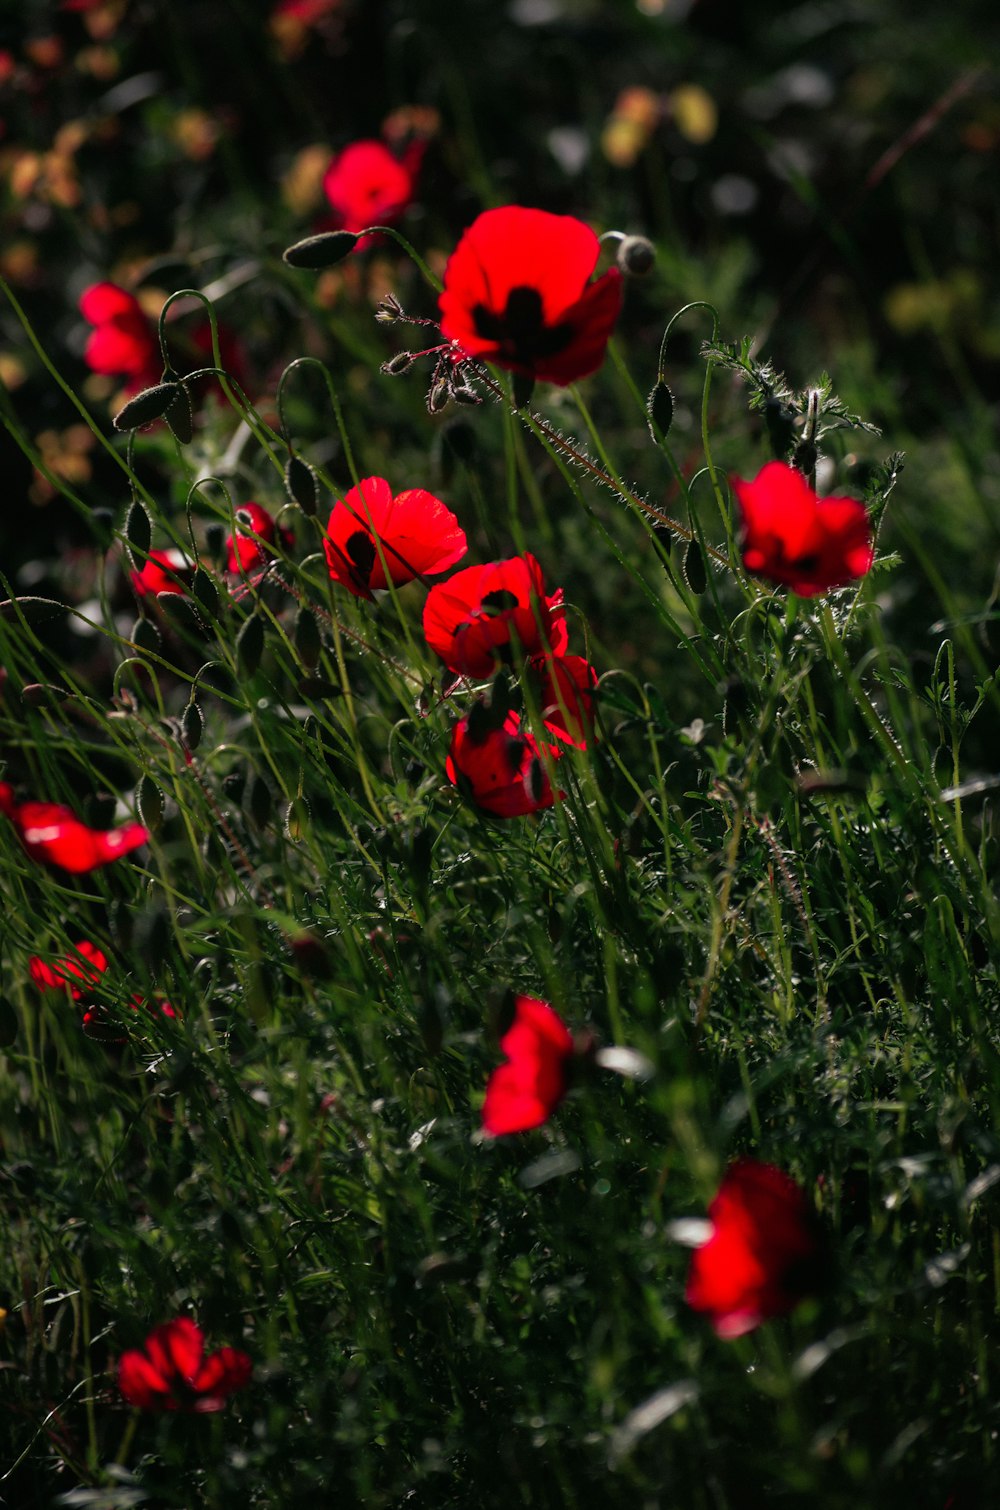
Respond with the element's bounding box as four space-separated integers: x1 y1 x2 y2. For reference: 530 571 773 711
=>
423 553 567 678
226 502 294 574
322 140 417 234
79 283 161 394
438 206 623 387
482 995 574 1135
130 548 194 598
733 461 874 598
0 783 148 873
685 1159 826 1338
324 476 467 599
528 653 598 749
82 994 177 1041
117 1318 251 1412
446 709 562 819
29 939 108 998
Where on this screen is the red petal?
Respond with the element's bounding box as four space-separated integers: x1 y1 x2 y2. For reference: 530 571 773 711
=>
79 282 140 323
145 1317 204 1384
323 141 414 233
118 1350 175 1409
439 207 602 341
483 996 572 1134
326 479 466 596
192 1345 253 1406
686 1160 823 1337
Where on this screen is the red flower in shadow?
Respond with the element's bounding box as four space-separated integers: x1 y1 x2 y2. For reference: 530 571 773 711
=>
29 940 108 998
0 783 148 873
423 553 567 678
438 206 622 387
117 1318 251 1412
324 476 466 599
685 1159 827 1338
28 939 175 1034
733 461 874 598
79 283 160 393
528 653 598 749
80 282 249 399
130 548 194 598
483 995 574 1135
227 502 294 574
446 708 562 819
322 140 419 234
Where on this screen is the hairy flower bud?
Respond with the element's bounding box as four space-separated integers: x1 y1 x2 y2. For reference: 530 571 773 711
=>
381 350 417 376
616 234 656 277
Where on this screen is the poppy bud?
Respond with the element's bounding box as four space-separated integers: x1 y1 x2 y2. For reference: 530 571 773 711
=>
647 379 674 441
137 775 164 833
616 234 655 276
90 507 114 547
21 683 69 706
192 570 220 618
165 383 194 445
124 499 152 563
113 382 181 431
381 350 417 376
452 385 481 407
285 453 319 516
236 612 265 675
282 230 359 269
204 522 226 563
375 293 404 323
130 616 161 656
684 536 707 595
427 379 449 414
284 796 310 841
247 775 272 827
294 605 323 670
181 699 204 751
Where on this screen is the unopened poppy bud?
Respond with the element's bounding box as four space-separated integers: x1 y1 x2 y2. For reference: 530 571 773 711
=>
427 379 450 414
285 453 319 515
647 379 674 440
282 230 359 269
124 499 152 562
204 522 226 562
617 234 655 276
130 616 161 655
375 292 404 323
236 612 265 675
381 350 417 376
181 699 204 751
452 385 481 406
165 384 193 445
113 382 181 431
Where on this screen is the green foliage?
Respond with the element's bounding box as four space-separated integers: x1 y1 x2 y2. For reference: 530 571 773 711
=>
1 3 999 1508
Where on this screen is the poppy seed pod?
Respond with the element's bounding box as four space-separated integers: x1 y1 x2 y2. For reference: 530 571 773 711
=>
616 234 656 276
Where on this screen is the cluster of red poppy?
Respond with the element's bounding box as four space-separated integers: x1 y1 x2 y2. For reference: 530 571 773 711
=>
30 937 176 1034
118 1317 250 1413
130 502 292 599
480 997 826 1336
78 282 246 402
425 553 596 819
54 190 877 1406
